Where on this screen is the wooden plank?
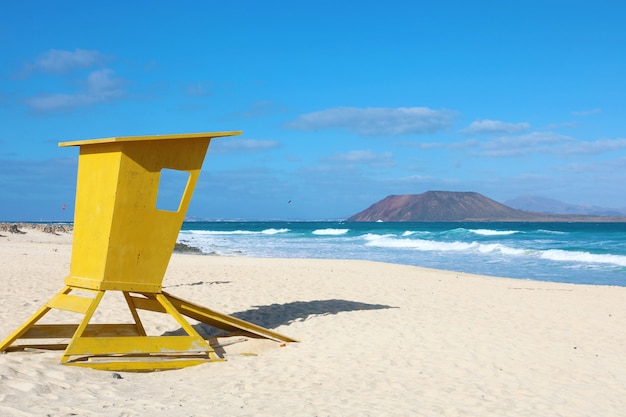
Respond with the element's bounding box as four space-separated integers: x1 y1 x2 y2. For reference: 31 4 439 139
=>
23 324 142 338
4 344 68 352
22 324 77 339
65 335 211 356
65 357 222 371
163 292 298 343
0 287 73 351
47 293 93 314
130 296 166 313
123 292 147 336
83 324 143 337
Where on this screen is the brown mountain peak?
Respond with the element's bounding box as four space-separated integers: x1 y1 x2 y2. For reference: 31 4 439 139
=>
347 191 538 222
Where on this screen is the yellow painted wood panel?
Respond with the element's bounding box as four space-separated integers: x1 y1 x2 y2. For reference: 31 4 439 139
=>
47 293 94 314
66 335 211 355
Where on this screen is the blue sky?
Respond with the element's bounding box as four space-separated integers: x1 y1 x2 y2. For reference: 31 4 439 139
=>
1 1 625 221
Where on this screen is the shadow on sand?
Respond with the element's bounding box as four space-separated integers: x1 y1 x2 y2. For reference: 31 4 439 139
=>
164 299 396 337
232 299 395 328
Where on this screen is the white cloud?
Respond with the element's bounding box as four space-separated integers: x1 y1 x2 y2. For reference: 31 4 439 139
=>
452 132 626 158
326 150 395 167
286 107 457 136
572 108 601 117
24 69 125 112
560 138 626 155
461 119 531 135
26 48 107 74
546 121 579 130
402 141 447 150
210 138 281 154
454 132 575 157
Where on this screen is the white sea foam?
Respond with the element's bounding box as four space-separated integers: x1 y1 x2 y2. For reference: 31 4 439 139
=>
177 222 626 285
262 228 290 235
540 249 626 267
312 228 349 236
537 229 568 235
186 229 258 235
363 233 395 240
365 235 475 251
475 243 527 255
469 229 519 236
366 234 626 267
184 228 289 236
365 234 529 256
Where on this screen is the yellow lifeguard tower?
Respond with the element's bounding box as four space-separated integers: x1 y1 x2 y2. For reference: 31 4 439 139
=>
0 132 295 371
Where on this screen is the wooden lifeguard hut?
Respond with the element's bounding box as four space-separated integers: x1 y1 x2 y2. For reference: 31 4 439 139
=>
0 132 296 371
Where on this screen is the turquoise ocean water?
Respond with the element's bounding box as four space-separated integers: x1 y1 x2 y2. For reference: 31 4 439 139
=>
178 221 626 287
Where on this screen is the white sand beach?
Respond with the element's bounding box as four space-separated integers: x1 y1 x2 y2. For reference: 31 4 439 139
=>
1 227 626 416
